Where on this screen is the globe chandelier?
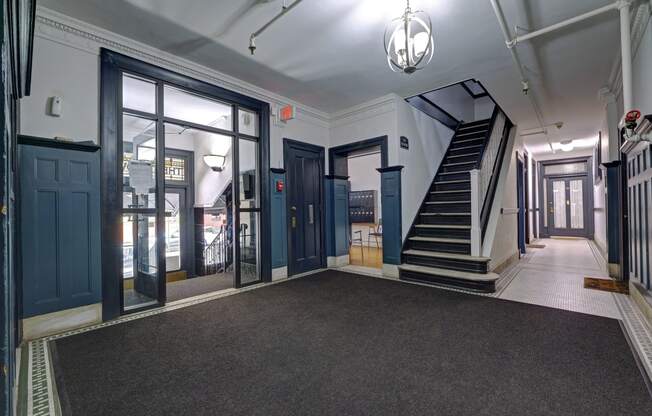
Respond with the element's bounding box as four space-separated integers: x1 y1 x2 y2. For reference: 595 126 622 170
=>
383 0 434 74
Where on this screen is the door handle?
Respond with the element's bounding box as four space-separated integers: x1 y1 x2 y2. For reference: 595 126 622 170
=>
308 204 314 225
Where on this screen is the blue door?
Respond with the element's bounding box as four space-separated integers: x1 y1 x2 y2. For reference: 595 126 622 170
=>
285 140 324 275
517 158 526 255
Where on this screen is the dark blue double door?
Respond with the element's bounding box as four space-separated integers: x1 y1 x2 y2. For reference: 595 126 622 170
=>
285 140 324 275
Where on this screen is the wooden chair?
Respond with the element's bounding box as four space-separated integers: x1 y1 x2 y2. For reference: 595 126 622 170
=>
351 229 364 260
368 219 382 248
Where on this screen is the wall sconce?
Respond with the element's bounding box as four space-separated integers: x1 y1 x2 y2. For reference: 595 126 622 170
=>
203 154 226 172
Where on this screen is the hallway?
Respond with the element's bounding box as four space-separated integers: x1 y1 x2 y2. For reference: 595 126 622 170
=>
497 238 619 318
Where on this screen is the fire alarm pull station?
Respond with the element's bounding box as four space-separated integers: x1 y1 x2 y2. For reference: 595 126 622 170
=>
276 180 284 192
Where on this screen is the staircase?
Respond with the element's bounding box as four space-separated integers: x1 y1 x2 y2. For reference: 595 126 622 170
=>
399 119 500 293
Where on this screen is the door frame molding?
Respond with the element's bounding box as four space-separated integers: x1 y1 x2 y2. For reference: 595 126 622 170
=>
100 49 271 319
283 138 326 276
537 156 594 239
328 135 389 175
163 147 195 277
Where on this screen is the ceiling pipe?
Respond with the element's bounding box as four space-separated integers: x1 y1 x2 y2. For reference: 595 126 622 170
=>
489 0 554 152
619 1 634 113
249 0 304 55
510 2 623 46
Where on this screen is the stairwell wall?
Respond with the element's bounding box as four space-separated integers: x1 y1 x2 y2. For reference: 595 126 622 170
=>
396 99 456 240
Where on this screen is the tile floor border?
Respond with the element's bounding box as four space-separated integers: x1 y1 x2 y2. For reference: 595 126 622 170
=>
614 293 652 382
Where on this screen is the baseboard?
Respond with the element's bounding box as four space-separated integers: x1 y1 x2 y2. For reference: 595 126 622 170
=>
630 281 652 328
327 255 350 268
21 303 102 340
608 263 621 279
271 266 288 281
382 264 399 279
490 251 519 274
593 238 608 261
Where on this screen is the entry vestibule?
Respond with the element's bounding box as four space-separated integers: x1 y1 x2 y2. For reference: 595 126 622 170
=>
101 49 271 319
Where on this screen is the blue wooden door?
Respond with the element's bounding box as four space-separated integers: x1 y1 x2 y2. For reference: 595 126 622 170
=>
20 145 101 317
285 142 324 275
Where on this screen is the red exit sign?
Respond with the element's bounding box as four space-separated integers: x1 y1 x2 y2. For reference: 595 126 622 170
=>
280 105 295 122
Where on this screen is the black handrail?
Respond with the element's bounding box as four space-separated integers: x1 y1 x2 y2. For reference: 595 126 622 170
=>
475 106 499 169
479 116 514 239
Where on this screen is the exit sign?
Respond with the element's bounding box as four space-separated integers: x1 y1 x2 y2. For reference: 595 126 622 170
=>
280 105 295 122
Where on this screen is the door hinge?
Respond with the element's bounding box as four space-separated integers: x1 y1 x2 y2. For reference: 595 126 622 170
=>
1 364 7 377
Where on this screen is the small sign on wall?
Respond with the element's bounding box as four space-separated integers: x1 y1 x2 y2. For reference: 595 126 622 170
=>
400 136 409 150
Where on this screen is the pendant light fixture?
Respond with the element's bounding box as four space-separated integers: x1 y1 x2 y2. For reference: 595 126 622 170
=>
384 0 434 74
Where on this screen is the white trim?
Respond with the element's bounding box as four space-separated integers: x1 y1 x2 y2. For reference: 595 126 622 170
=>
271 266 288 281
327 255 350 267
382 263 400 278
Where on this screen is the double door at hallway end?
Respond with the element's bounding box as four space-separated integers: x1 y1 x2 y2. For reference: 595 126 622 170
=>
546 175 589 238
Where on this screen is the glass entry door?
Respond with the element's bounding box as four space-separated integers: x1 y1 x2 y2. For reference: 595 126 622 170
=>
118 72 263 314
546 176 587 237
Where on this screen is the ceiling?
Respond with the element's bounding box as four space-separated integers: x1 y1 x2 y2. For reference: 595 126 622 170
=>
40 0 623 155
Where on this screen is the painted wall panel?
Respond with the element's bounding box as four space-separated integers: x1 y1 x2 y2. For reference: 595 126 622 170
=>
379 168 402 265
20 145 101 317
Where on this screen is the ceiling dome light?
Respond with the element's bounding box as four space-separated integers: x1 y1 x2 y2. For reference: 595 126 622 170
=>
384 0 434 74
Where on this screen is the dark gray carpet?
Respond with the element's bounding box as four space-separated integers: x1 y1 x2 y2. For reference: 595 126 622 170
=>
52 271 652 416
166 272 234 302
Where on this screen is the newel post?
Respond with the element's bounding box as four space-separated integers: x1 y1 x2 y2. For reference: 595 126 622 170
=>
470 169 481 257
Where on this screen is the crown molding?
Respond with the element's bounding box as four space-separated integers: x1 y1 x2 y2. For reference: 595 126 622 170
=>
330 94 400 127
34 6 331 127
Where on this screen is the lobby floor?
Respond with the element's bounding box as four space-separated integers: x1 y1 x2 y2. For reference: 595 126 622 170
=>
496 238 620 318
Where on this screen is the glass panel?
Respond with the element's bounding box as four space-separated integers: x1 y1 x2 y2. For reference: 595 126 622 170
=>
123 213 159 310
165 123 233 206
545 162 587 175
238 109 259 137
553 180 567 229
239 139 258 209
165 193 181 271
122 74 156 114
164 85 232 130
164 157 186 182
239 211 259 285
569 179 584 229
123 114 157 209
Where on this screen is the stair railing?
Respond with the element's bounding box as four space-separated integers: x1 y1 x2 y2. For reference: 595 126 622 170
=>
469 108 512 256
204 225 230 274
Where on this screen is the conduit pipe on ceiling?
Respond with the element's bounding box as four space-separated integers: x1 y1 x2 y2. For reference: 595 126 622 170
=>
249 0 304 55
489 0 636 151
489 0 553 152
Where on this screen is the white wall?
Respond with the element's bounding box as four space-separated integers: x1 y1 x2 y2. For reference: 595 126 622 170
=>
488 135 519 270
422 84 474 122
396 99 455 240
330 95 399 166
22 8 330 176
